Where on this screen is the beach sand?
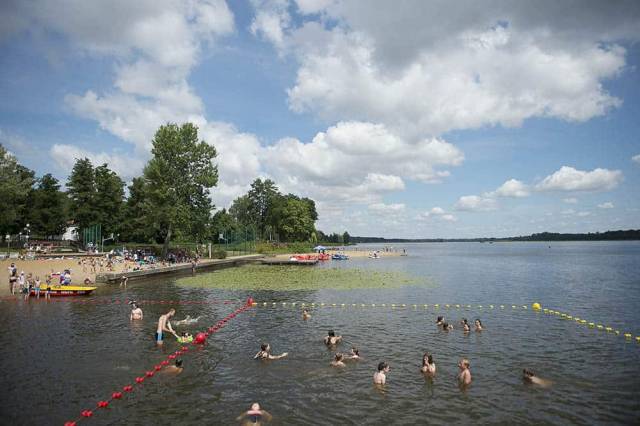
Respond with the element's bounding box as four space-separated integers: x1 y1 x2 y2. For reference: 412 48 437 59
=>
274 248 406 259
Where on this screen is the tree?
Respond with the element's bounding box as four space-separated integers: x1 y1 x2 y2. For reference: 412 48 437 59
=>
343 231 351 245
229 195 253 227
26 174 67 237
94 164 125 237
247 178 280 238
67 158 97 231
0 144 35 235
143 122 218 255
279 196 316 241
211 208 237 243
120 177 151 243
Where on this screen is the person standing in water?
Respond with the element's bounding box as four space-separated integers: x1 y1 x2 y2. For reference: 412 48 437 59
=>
474 319 483 332
156 308 177 345
421 353 436 376
457 359 472 386
130 302 143 320
374 362 390 385
330 353 346 367
302 309 311 320
163 359 184 374
236 403 272 425
254 343 288 360
324 330 342 346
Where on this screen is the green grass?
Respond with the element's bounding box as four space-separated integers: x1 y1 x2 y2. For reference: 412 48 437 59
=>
176 264 426 291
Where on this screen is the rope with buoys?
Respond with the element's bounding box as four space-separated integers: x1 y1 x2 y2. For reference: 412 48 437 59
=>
63 296 255 426
0 296 239 305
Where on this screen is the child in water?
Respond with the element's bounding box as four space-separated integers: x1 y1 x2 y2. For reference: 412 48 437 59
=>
474 319 483 332
436 316 444 326
457 359 472 386
345 347 360 360
330 353 346 367
324 330 342 345
177 332 193 343
374 362 390 385
442 322 453 331
236 403 272 426
164 359 184 374
302 309 310 320
461 319 470 333
254 343 288 360
421 353 436 376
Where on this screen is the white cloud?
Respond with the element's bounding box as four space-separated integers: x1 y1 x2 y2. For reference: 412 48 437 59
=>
633 154 640 164
454 195 497 212
598 202 614 209
563 197 578 204
490 178 529 198
561 209 575 215
428 207 445 216
442 214 457 222
577 211 591 217
368 203 406 213
50 144 145 180
536 166 623 192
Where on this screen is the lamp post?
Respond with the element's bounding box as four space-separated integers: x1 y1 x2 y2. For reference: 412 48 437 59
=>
24 224 31 249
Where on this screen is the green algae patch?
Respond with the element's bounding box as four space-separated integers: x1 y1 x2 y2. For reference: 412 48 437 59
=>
176 265 424 290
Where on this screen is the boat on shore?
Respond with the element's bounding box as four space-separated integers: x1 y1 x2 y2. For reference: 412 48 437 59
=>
30 285 97 297
331 253 349 260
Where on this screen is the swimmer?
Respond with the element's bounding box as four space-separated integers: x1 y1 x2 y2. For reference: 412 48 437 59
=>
164 359 184 374
436 316 444 326
302 309 310 320
373 362 390 385
324 330 342 346
457 359 472 386
236 403 272 426
474 319 483 332
461 319 470 333
421 353 436 376
130 302 143 320
254 343 288 360
345 347 360 360
174 315 201 325
523 369 552 388
442 322 453 331
155 308 178 345
330 353 346 367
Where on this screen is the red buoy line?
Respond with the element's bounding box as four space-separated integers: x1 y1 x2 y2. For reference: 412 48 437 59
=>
0 296 239 305
63 297 254 426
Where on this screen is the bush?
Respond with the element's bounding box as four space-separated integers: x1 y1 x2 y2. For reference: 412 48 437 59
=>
212 249 227 259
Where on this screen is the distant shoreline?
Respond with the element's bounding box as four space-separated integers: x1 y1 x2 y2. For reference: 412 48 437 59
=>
351 229 640 243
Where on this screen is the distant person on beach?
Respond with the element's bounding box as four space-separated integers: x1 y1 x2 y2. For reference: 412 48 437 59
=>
523 369 552 387
8 263 17 294
474 319 483 332
421 353 436 376
457 359 472 386
254 343 288 360
436 316 444 326
302 309 310 320
45 276 51 300
164 359 184 374
374 362 390 385
34 276 41 299
236 403 272 425
330 353 346 367
156 308 177 345
130 302 143 320
324 330 342 346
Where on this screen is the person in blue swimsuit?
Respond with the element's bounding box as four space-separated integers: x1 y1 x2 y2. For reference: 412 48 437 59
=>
236 403 272 425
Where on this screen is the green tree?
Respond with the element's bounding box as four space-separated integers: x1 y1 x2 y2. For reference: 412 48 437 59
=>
343 231 350 245
211 208 237 243
247 178 280 238
120 177 151 242
67 158 97 231
94 164 125 237
279 196 316 241
230 195 253 227
143 122 218 255
0 144 35 235
26 174 67 237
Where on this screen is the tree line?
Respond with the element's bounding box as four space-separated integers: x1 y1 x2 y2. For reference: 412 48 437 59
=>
1 122 338 253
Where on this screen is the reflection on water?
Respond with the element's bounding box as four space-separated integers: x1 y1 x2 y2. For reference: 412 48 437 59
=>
0 242 639 425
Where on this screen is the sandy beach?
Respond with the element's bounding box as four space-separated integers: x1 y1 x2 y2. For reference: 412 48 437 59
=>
273 248 406 260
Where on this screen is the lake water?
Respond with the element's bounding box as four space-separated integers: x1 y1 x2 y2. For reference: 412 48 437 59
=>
1 241 640 425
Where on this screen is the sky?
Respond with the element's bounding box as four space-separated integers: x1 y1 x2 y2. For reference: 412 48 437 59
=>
1 0 639 238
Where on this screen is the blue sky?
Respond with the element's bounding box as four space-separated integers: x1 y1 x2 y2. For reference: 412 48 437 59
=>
1 0 639 238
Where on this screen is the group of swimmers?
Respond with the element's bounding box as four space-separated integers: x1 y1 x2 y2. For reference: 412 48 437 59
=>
436 316 483 332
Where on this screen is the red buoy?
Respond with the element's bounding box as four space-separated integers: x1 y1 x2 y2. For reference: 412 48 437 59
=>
64 422 76 426
154 365 162 371
112 392 122 399
246 296 254 306
181 346 189 351
145 371 154 377
161 360 169 366
97 401 109 408
168 354 176 359
123 385 133 392
194 332 207 344
81 410 93 417
135 377 144 383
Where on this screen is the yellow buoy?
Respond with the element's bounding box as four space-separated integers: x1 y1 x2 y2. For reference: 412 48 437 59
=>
532 302 541 311
588 322 595 328
636 336 640 342
624 333 632 339
252 302 258 306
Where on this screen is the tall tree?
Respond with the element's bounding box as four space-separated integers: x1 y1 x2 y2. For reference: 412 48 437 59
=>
342 231 350 245
247 178 280 238
0 144 35 235
278 196 316 241
229 195 253 227
143 122 218 254
120 177 151 243
67 158 97 231
211 208 237 243
26 174 67 237
94 164 125 237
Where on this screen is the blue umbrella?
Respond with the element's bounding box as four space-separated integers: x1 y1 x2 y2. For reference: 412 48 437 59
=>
313 245 327 251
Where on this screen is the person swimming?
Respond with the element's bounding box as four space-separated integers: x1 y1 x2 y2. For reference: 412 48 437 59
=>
324 330 342 346
523 369 552 387
442 322 453 331
174 315 201 325
436 316 444 326
254 343 288 360
461 319 470 333
474 319 483 332
345 347 360 360
457 358 472 386
374 362 390 385
236 403 272 425
421 353 436 376
164 359 184 374
331 353 346 367
302 309 310 320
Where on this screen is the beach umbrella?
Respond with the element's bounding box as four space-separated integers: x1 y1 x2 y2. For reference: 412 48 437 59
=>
313 245 326 251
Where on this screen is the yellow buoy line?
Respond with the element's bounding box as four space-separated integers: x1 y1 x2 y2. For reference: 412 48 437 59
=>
250 301 640 344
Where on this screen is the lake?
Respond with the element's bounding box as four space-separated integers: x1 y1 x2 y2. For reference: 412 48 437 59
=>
1 241 639 425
